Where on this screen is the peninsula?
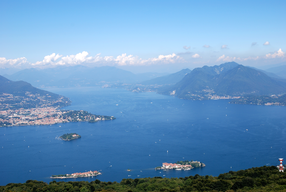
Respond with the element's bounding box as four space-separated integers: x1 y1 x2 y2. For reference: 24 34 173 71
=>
0 75 116 127
51 170 101 179
0 108 115 127
60 133 81 141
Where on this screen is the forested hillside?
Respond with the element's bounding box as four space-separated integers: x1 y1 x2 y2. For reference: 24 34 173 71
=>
1 166 286 192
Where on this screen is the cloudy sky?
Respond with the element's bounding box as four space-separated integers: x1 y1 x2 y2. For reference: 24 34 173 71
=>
0 0 285 73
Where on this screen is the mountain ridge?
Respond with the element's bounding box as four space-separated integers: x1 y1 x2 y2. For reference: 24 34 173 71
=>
0 75 70 109
5 66 168 88
158 62 286 100
140 68 191 85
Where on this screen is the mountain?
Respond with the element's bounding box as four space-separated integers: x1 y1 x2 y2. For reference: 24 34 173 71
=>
140 68 191 85
265 64 286 79
159 62 286 100
0 68 20 76
254 68 283 79
0 75 55 97
6 66 93 87
6 66 167 88
0 75 70 109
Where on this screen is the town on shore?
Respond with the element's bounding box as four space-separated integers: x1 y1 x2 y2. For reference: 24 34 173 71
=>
0 107 115 127
0 92 115 127
51 170 101 179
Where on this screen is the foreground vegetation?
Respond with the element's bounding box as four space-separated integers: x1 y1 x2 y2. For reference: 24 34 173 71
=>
2 166 286 191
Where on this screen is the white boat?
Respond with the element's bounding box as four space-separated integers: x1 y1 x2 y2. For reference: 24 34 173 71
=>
175 168 182 171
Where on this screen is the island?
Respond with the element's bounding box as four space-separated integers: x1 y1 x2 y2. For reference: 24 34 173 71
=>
51 170 101 179
60 133 81 141
156 160 205 171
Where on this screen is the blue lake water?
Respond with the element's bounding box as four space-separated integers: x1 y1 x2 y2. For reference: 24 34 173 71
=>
1 87 286 185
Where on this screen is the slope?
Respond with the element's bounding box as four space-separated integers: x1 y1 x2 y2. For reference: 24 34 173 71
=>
141 68 191 85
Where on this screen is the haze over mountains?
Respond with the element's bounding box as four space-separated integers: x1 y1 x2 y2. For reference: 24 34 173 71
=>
266 63 286 79
2 62 286 101
4 66 168 88
141 68 191 85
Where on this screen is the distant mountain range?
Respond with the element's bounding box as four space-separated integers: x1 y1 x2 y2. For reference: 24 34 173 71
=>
266 63 286 79
4 66 167 88
157 62 286 100
3 62 286 101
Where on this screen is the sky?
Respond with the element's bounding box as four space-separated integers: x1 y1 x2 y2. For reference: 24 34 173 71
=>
0 0 286 73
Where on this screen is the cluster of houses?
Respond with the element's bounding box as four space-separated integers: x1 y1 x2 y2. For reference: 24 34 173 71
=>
0 107 69 127
69 170 100 177
161 163 193 170
51 170 101 179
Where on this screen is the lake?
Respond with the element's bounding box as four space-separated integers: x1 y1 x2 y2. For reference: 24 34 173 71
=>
1 87 286 185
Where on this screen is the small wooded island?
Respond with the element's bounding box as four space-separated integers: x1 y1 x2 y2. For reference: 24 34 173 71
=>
60 133 81 141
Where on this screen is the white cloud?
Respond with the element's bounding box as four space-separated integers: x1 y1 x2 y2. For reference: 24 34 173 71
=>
33 53 62 66
263 41 270 45
58 51 92 65
265 49 285 58
0 57 28 67
192 54 200 58
221 45 228 49
114 54 139 66
30 51 183 67
217 55 236 62
217 55 260 62
203 45 210 48
183 46 190 50
147 53 183 64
